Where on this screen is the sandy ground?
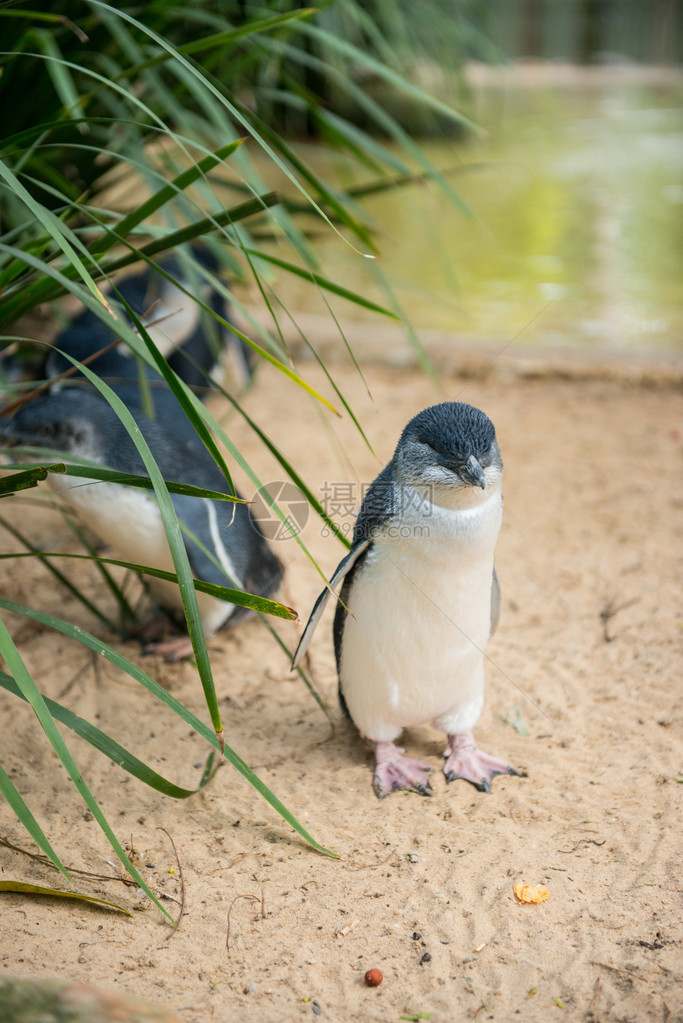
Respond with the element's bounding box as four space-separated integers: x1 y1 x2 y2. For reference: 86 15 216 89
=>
0 356 681 1022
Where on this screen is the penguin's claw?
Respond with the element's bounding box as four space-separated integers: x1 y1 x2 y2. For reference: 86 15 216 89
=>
373 741 433 799
443 731 519 793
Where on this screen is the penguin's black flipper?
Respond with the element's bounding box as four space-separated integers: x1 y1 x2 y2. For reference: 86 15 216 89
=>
291 539 371 670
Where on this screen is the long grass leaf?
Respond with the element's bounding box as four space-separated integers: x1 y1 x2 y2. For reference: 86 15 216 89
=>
85 1 373 257
32 28 84 123
0 550 297 620
0 461 244 503
52 354 225 746
256 613 330 720
199 371 351 549
0 763 70 881
0 880 134 916
0 671 219 799
298 21 480 133
0 598 337 857
0 517 118 632
0 618 171 917
0 161 108 311
88 139 245 257
0 192 281 324
116 9 318 77
246 249 400 318
0 463 65 497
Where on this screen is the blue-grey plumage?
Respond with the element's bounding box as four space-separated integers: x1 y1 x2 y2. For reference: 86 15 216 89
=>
293 401 519 798
1 388 281 659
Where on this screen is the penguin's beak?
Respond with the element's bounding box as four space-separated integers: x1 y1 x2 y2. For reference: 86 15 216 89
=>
460 454 486 489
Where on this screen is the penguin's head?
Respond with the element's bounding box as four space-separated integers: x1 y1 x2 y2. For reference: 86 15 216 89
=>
1 389 106 460
394 401 502 506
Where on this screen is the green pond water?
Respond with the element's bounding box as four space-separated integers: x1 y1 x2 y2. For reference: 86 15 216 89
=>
276 72 683 352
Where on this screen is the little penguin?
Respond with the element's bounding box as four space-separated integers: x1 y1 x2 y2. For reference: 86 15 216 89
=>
44 248 252 399
293 401 520 798
1 387 281 660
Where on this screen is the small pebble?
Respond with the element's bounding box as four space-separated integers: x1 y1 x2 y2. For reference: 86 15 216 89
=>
419 953 432 965
364 969 383 987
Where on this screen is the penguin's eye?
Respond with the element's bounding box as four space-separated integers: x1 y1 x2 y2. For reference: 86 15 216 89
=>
36 422 58 437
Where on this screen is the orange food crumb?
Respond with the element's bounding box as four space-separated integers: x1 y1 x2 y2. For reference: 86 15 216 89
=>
514 883 549 903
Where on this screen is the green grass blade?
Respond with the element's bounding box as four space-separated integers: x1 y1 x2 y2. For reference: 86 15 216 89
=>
0 762 70 881
84 1 373 257
179 357 351 549
0 598 337 858
0 880 134 916
32 28 84 123
0 670 219 800
1 460 245 503
45 354 225 746
0 517 118 632
88 139 245 257
0 463 65 497
116 267 341 416
0 550 297 620
0 192 282 324
116 9 318 77
166 379 337 590
256 613 330 721
245 249 400 318
0 161 109 312
0 243 340 422
0 617 171 917
299 21 480 133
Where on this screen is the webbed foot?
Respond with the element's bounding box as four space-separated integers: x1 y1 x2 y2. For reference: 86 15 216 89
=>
443 731 520 793
373 741 433 799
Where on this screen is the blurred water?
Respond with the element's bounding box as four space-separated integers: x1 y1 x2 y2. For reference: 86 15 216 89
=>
289 70 683 351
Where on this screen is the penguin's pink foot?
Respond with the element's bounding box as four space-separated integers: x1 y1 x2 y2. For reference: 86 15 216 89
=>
143 635 195 662
373 741 433 799
443 731 520 793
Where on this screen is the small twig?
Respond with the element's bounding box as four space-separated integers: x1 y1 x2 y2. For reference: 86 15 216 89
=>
226 895 259 956
202 853 248 874
0 299 175 421
252 874 266 919
590 961 650 986
0 335 128 420
559 838 606 854
0 835 137 886
157 827 185 940
599 596 639 642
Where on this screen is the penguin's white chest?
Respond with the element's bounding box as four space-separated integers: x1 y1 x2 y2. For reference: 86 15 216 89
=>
49 475 230 632
339 490 502 742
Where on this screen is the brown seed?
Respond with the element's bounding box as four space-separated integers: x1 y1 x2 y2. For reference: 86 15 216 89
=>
364 968 383 987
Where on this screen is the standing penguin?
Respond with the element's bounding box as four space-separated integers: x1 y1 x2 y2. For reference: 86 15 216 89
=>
293 401 520 798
